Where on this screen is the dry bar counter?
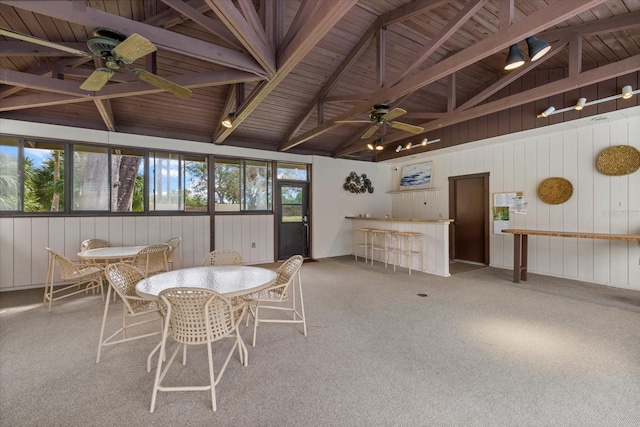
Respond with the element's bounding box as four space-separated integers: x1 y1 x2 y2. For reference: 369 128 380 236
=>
346 216 453 277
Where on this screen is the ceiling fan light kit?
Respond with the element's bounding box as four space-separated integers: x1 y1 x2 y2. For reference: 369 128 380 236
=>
537 86 638 118
338 103 425 140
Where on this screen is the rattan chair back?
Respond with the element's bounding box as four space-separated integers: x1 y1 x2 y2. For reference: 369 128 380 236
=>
47 247 102 281
272 254 304 301
165 237 182 269
202 249 244 266
80 238 111 251
132 243 170 277
104 262 150 314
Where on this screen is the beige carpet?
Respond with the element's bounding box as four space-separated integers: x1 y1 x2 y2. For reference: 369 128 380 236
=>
1 256 639 426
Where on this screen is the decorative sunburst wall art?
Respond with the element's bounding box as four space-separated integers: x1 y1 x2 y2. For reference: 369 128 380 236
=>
343 171 374 194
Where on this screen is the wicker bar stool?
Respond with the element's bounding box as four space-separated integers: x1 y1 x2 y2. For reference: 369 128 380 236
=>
369 229 393 268
354 227 373 263
392 231 424 275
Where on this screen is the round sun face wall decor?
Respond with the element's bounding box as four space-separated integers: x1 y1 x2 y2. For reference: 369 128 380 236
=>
537 177 573 205
596 145 640 176
344 171 374 194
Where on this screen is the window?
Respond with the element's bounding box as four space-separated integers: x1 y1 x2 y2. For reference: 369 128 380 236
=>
24 140 65 213
0 137 207 215
150 152 208 212
277 162 308 181
214 157 272 212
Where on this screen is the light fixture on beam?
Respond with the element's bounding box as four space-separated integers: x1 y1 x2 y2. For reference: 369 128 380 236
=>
367 140 384 151
537 86 639 118
221 112 236 128
395 138 441 152
504 35 551 70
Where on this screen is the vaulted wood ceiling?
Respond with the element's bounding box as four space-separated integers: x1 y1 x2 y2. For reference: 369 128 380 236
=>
1 0 639 161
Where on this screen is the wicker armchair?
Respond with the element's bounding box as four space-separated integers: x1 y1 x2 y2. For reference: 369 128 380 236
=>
165 237 182 270
96 263 162 363
243 255 306 347
150 288 248 413
131 243 170 277
202 249 243 266
44 248 104 312
80 238 111 251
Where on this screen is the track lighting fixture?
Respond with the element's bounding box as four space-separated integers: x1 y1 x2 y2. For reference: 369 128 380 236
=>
221 112 236 128
537 86 638 118
395 138 440 152
504 35 551 71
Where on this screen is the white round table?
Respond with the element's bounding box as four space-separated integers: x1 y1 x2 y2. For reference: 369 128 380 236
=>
135 265 278 299
77 245 147 261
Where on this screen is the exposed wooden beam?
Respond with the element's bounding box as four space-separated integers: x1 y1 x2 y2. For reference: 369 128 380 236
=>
0 69 263 111
499 0 514 35
568 34 582 78
447 73 456 112
94 99 116 131
282 0 607 152
160 0 241 49
213 0 357 143
0 41 89 56
212 84 237 140
336 54 640 157
377 26 385 88
277 0 321 58
538 9 640 41
382 0 450 26
204 0 275 77
0 0 267 77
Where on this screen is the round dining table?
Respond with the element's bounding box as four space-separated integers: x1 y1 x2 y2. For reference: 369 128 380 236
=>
77 245 147 261
135 265 278 299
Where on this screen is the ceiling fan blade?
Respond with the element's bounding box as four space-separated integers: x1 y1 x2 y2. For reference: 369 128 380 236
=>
390 121 424 134
0 27 92 58
132 69 192 98
381 107 407 121
112 34 157 63
361 124 380 139
79 68 115 91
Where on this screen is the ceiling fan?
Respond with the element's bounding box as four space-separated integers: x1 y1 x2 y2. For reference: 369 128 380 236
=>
337 103 424 139
0 27 192 98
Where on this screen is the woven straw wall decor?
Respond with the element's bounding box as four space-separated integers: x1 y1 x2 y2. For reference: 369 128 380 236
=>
596 145 640 176
537 177 573 205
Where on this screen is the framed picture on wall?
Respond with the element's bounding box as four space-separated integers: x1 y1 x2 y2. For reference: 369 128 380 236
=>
399 161 433 190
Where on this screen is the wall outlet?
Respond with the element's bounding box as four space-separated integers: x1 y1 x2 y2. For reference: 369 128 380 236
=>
251 242 256 248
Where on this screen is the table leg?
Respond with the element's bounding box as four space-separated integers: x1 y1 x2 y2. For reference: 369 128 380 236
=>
513 234 521 283
521 234 528 282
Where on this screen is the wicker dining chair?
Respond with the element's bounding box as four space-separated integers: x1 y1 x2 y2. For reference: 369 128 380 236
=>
165 237 182 270
96 263 162 364
202 249 243 266
80 238 111 251
150 288 248 413
243 255 306 347
44 248 104 312
131 243 170 277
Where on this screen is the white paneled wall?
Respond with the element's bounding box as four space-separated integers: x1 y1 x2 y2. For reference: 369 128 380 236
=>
0 216 209 290
390 112 640 290
214 215 274 265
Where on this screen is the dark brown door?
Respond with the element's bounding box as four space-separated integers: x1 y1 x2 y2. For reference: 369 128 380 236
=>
449 173 489 264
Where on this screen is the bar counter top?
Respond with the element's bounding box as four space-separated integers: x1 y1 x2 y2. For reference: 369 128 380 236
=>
345 216 453 223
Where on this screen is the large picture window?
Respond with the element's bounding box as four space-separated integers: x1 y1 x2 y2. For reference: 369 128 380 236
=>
150 152 208 212
214 157 272 212
23 140 65 213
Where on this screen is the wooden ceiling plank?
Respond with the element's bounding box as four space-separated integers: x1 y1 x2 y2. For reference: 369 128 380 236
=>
382 0 451 26
237 0 269 49
282 0 608 152
94 98 116 131
204 0 275 77
277 0 322 58
337 54 640 157
390 0 489 84
280 17 380 143
160 0 241 49
539 9 640 40
213 0 357 143
0 0 266 76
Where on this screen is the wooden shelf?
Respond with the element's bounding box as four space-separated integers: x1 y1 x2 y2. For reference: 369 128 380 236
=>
386 188 442 194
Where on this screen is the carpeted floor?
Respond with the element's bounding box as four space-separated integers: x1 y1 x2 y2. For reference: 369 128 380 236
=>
1 256 639 426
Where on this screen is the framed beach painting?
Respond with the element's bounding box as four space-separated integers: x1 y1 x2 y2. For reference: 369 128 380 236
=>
399 161 433 190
